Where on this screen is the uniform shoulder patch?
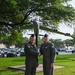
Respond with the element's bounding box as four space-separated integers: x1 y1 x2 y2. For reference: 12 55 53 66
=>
27 44 31 48
49 42 55 48
52 45 54 48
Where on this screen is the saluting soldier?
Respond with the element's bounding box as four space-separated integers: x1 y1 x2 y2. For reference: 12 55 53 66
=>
24 34 39 75
40 34 56 75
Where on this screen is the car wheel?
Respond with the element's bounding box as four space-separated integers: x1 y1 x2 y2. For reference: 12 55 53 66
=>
4 54 7 57
17 52 20 57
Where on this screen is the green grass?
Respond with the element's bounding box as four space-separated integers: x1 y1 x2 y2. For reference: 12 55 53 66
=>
54 54 75 75
0 57 25 75
0 54 75 75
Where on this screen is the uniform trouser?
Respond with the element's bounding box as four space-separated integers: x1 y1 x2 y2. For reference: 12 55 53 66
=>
25 63 36 75
43 64 54 75
25 67 36 75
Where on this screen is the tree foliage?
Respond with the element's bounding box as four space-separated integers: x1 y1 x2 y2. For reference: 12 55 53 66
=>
39 37 75 48
1 30 27 48
0 0 75 32
15 37 29 48
0 0 75 45
50 39 64 48
63 39 75 46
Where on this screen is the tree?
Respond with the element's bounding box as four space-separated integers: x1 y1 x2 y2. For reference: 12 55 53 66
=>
15 37 29 48
1 30 27 48
0 0 75 41
38 37 44 47
50 39 63 48
64 39 75 46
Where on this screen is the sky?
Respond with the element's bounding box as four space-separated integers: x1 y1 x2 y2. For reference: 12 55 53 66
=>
49 24 74 40
45 0 75 40
24 0 75 40
70 0 75 7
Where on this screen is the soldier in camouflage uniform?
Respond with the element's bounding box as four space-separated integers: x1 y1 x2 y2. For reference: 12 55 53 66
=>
24 34 39 75
40 34 56 75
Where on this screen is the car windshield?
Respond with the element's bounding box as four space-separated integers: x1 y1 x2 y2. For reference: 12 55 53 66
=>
10 50 16 52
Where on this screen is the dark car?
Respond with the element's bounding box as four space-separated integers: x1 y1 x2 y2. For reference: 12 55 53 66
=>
6 48 17 57
72 49 75 53
56 48 61 51
55 49 59 55
2 48 9 57
56 48 66 52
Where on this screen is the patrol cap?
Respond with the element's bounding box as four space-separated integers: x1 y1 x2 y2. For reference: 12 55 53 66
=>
44 34 48 37
30 34 35 37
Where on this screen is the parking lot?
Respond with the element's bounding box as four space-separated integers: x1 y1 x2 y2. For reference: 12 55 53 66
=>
0 48 25 57
0 48 75 58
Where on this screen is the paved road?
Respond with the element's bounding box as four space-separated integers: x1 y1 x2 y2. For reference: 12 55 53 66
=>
58 52 72 55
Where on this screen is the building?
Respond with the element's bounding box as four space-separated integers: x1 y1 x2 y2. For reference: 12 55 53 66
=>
0 44 15 48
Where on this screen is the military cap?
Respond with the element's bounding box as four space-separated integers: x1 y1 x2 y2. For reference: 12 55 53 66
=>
30 34 35 37
44 34 48 37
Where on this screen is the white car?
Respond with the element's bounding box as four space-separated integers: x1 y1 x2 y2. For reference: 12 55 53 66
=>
0 49 4 57
66 49 72 52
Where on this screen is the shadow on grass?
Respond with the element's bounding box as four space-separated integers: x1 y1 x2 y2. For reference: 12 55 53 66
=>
0 69 7 72
0 69 17 72
0 69 24 75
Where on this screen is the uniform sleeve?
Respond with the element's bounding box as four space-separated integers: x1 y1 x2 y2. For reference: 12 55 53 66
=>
40 44 43 55
50 43 56 63
24 43 26 54
25 43 38 56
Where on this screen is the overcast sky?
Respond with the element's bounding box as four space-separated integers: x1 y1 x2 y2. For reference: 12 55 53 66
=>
49 0 75 40
70 0 75 8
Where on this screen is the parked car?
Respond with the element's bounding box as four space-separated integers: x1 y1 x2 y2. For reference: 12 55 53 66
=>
13 48 21 57
56 48 61 51
72 49 75 53
0 49 4 57
3 48 9 57
6 48 17 57
20 48 25 56
56 48 66 52
55 49 59 55
65 49 72 52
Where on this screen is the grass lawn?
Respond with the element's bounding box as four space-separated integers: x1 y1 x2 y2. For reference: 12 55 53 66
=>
0 54 75 75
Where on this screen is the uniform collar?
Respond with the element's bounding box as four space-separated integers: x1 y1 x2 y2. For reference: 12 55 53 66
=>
29 41 34 45
44 42 49 44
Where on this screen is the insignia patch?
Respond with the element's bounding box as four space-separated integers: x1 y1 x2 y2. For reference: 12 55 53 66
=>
28 45 30 48
52 46 54 48
45 46 48 48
